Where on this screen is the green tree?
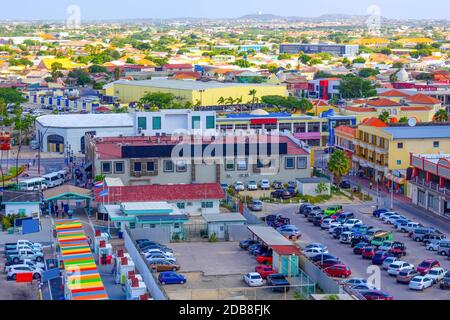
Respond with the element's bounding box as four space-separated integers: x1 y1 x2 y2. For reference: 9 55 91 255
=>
0 88 26 104
68 69 91 86
11 107 35 184
339 75 377 99
217 97 225 105
249 89 258 104
88 65 108 73
328 150 351 185
352 57 366 64
50 62 63 82
434 109 449 122
140 92 177 109
399 117 409 123
378 110 390 124
358 68 380 78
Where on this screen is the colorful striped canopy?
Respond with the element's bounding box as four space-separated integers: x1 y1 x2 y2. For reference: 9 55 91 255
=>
55 219 109 300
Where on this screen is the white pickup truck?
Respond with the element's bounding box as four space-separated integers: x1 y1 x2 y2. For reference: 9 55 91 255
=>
6 249 44 264
4 240 43 251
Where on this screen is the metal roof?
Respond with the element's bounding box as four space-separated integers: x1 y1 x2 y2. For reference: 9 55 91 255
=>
382 126 450 139
36 113 134 129
203 213 247 223
247 225 292 246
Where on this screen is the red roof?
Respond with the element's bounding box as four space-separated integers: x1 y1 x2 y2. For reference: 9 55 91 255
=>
344 106 377 113
379 90 410 98
406 94 441 105
271 245 301 256
366 98 402 107
335 125 357 137
361 117 388 127
94 183 225 203
400 106 432 111
163 63 193 70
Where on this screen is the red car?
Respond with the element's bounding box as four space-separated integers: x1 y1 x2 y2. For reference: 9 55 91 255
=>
256 254 273 265
323 264 352 278
255 265 276 279
416 259 440 275
316 258 341 269
360 290 394 300
361 247 377 259
330 212 345 220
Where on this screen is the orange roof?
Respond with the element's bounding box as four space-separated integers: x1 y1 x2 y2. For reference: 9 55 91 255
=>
361 117 388 127
344 106 377 113
366 98 402 107
406 94 441 105
379 90 410 98
335 125 357 137
400 106 432 111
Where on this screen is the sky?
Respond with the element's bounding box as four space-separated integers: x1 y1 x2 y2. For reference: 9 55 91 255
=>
0 0 448 21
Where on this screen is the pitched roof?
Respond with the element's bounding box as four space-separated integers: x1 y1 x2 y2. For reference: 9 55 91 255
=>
361 117 388 127
406 94 441 105
379 90 410 98
94 183 225 203
334 125 357 137
400 106 432 111
366 98 402 107
344 106 377 113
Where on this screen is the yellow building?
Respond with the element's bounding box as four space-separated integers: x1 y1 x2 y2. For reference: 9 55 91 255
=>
354 121 450 194
104 79 288 105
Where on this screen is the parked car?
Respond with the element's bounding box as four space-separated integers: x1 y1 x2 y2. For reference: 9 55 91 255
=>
372 251 393 265
397 268 420 284
304 243 327 251
271 190 292 199
6 249 44 264
400 222 422 234
324 205 343 216
409 276 434 291
276 225 301 240
158 271 186 285
298 203 312 215
303 206 323 217
4 259 45 273
312 214 326 227
426 240 441 252
320 218 334 230
260 180 271 190
343 219 363 229
423 233 446 246
247 181 258 191
255 265 276 279
243 272 264 287
339 180 351 189
339 231 353 244
359 290 394 300
256 252 273 265
437 240 450 256
416 259 441 276
371 232 393 247
382 257 398 270
249 200 263 212
272 181 283 190
239 239 259 250
148 259 180 272
144 248 174 257
388 261 414 276
426 267 446 284
353 242 369 255
411 227 439 242
350 235 370 248
267 274 290 292
362 247 377 260
7 265 42 280
372 208 389 218
5 240 42 251
379 211 397 222
342 278 371 288
317 259 341 269
304 247 328 258
234 181 245 192
145 253 176 263
333 226 350 239
323 264 351 278
310 254 338 264
389 242 407 258
440 271 450 290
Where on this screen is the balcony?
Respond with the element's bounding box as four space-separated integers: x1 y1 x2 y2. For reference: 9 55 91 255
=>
412 176 450 197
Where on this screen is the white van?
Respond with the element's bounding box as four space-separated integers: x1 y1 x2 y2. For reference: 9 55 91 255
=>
438 240 450 256
42 172 64 188
19 178 47 191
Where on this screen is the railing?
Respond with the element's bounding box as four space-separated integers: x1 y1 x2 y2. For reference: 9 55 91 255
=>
412 176 450 196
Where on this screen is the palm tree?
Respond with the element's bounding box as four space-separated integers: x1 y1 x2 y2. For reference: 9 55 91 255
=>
235 96 243 105
328 150 351 185
225 97 235 105
378 111 390 124
434 109 449 122
249 89 257 104
217 97 225 105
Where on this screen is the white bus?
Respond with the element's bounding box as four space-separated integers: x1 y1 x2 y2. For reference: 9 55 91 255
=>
42 172 65 188
18 178 48 191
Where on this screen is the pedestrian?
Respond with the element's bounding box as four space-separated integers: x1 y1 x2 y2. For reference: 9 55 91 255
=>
369 182 373 190
33 159 36 166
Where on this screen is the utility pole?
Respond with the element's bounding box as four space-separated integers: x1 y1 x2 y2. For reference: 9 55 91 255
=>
390 184 394 210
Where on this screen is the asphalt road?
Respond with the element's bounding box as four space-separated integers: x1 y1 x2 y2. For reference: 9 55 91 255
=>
0 158 66 175
273 203 450 300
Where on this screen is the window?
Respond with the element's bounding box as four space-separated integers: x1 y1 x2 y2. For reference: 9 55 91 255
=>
297 157 308 169
433 141 440 148
101 162 111 174
201 202 214 209
164 160 174 172
225 159 235 171
152 117 161 130
237 159 248 171
397 143 403 149
137 117 147 130
285 157 295 169
114 162 124 174
134 162 142 172
192 116 201 129
176 203 185 210
146 161 155 172
206 116 215 129
396 160 402 165
176 160 187 172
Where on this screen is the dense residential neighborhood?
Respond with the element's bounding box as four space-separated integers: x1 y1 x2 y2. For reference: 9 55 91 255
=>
0 2 450 307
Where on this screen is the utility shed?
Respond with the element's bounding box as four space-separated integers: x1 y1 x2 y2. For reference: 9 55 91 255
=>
2 190 42 219
203 213 247 240
296 177 331 196
247 226 300 276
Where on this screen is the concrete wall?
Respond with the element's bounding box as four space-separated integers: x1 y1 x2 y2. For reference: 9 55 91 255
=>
299 255 341 294
5 203 40 217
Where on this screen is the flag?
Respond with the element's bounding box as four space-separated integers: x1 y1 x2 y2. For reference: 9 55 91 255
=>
94 181 104 188
99 189 109 197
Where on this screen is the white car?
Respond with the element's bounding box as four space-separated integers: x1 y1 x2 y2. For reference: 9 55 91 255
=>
144 248 174 258
379 212 397 221
343 219 363 229
4 260 45 273
7 265 42 280
388 261 415 276
329 223 342 234
234 181 245 192
379 241 395 252
401 222 422 233
304 243 327 251
409 276 434 291
382 257 398 270
342 278 369 287
260 180 270 190
320 218 334 229
243 272 264 287
303 247 328 258
426 267 446 283
426 241 441 251
247 181 258 191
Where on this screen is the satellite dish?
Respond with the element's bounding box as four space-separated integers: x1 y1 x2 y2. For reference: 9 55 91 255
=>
408 117 417 127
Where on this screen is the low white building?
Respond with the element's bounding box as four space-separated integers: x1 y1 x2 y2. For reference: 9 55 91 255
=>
2 191 42 219
296 177 331 196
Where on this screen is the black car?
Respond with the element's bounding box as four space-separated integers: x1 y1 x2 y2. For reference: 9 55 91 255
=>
339 180 352 189
267 274 290 292
239 239 259 250
271 190 292 199
310 254 337 263
303 205 323 217
298 203 312 215
372 208 389 218
353 242 369 255
312 214 325 227
333 226 350 239
351 235 370 248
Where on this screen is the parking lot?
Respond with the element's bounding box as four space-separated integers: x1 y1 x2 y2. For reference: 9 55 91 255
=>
163 242 298 300
269 203 450 300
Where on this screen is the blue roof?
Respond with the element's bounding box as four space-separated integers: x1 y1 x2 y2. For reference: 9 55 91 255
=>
226 113 291 119
382 126 450 139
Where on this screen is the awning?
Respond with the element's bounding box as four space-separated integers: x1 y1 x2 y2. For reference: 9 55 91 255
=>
386 173 406 184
